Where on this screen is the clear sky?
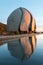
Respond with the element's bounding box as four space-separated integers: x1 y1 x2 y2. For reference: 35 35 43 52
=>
0 0 43 26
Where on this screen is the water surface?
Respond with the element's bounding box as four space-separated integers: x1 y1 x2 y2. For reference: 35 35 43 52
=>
0 34 43 65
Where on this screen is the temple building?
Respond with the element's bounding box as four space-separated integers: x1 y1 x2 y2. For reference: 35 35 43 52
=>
7 7 36 34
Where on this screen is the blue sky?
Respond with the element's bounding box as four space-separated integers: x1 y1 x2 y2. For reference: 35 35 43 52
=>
0 0 43 26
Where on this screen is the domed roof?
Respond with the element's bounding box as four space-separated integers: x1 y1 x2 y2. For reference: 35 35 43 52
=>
7 7 36 33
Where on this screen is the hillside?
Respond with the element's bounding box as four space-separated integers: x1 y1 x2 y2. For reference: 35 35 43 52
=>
0 22 7 35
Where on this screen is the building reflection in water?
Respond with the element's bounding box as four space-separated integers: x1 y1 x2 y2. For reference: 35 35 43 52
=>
7 35 36 60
